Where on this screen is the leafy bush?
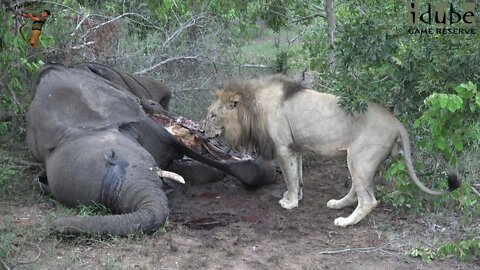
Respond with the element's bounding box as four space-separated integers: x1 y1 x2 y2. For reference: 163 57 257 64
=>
382 158 423 212
304 1 480 116
411 238 480 262
414 82 479 165
382 82 479 220
436 238 480 262
0 10 43 141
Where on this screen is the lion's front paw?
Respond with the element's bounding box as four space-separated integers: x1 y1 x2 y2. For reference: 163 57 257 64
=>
279 191 298 209
334 217 352 227
327 199 342 209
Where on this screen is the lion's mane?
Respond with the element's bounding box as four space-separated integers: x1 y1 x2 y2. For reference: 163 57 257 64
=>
216 75 305 160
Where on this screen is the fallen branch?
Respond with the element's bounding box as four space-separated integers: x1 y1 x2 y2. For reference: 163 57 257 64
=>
319 242 414 263
243 64 269 69
319 244 386 255
471 186 480 197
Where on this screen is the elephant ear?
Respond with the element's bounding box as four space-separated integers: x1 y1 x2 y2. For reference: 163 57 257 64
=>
26 63 146 163
73 62 171 109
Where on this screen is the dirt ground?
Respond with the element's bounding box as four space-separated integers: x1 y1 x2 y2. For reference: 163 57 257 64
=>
1 156 478 270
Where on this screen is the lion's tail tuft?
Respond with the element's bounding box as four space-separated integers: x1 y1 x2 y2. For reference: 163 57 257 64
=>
447 173 461 191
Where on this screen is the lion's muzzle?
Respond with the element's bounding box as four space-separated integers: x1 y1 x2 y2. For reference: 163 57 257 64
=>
202 123 223 139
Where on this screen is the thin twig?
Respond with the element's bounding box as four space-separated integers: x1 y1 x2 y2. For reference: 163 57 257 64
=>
243 64 269 69
319 242 414 263
0 160 44 171
470 186 480 197
15 160 44 168
293 12 327 23
75 237 114 248
369 76 389 85
319 245 384 255
161 13 207 50
134 56 200 75
288 29 306 45
13 242 42 265
70 14 90 36
0 258 10 270
79 12 162 41
70 41 95 50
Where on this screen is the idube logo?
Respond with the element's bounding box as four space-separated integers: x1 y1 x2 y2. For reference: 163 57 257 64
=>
407 2 477 35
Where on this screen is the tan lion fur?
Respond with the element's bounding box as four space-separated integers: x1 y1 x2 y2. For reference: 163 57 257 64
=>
203 75 457 227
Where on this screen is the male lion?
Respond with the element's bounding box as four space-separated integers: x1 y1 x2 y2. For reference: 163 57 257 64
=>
203 75 460 227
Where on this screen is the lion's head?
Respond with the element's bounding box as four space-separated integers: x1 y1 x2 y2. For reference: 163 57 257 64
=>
203 79 275 159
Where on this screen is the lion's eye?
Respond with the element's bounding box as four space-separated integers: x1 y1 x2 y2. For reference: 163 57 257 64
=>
210 113 217 119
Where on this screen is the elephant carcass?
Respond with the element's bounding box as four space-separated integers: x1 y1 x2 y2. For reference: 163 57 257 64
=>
26 63 274 236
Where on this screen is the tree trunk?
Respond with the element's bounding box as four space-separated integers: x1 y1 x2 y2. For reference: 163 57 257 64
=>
325 0 336 72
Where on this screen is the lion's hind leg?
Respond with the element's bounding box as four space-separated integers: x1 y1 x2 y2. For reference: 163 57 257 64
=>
333 148 384 227
327 185 357 209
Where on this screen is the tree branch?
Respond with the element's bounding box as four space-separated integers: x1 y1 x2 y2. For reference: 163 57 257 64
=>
79 12 163 41
4 0 39 11
293 13 327 23
70 14 90 36
70 41 95 50
325 0 336 72
161 13 207 50
134 56 200 75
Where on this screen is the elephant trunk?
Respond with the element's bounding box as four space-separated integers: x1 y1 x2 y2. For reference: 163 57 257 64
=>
53 179 169 236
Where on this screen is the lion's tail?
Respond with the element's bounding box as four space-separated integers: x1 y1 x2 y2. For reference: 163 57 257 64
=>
397 125 460 195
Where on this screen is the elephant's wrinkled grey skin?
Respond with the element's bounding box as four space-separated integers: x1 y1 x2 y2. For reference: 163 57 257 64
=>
27 63 275 236
73 62 172 110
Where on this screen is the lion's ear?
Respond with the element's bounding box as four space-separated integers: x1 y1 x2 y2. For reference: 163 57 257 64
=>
228 94 241 109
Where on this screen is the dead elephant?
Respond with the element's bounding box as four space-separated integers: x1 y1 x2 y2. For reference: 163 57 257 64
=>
26 63 275 236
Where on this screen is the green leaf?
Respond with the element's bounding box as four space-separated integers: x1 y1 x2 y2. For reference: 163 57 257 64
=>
447 96 463 112
430 123 442 136
435 137 446 150
469 103 477 112
452 135 464 151
413 118 422 128
439 96 448 108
